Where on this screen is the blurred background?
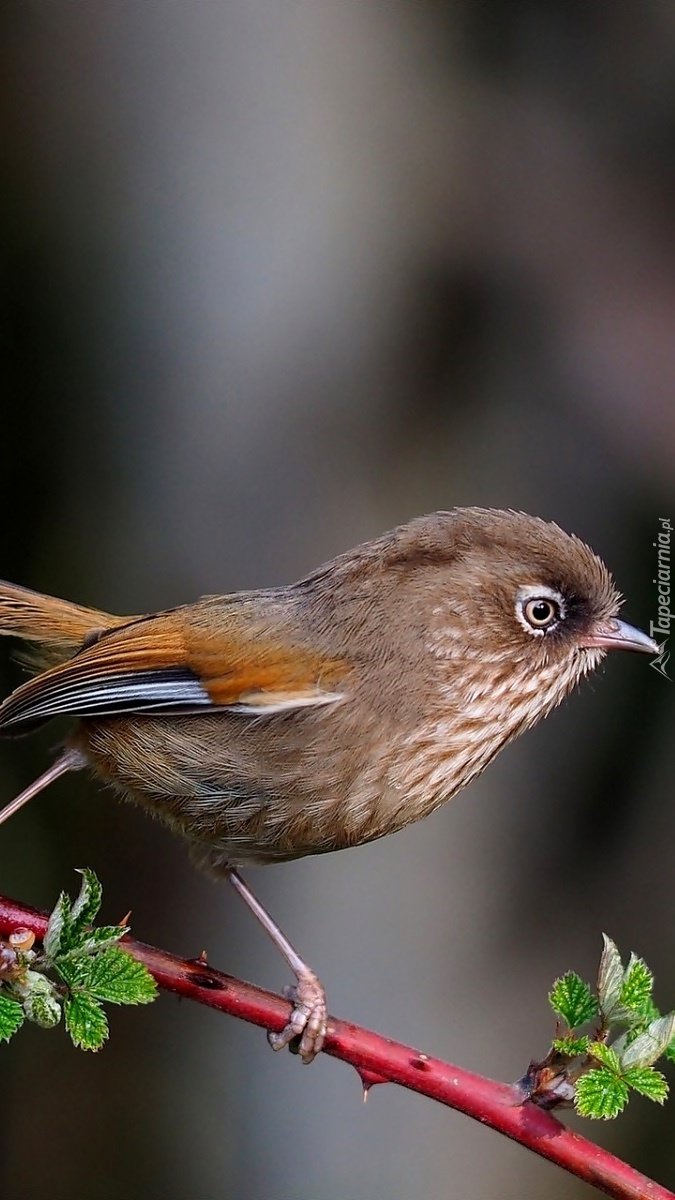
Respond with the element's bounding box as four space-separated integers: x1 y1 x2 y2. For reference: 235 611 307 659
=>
3 2 675 1197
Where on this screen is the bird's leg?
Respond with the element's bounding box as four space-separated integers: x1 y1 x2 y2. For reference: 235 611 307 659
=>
0 749 85 829
226 867 327 1064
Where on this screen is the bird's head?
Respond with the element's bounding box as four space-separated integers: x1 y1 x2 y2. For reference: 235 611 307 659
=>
414 509 658 724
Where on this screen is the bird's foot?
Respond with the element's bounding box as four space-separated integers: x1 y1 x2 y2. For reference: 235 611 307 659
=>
267 968 327 1064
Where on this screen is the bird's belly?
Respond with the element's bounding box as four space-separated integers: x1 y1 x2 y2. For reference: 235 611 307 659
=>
74 708 507 870
75 714 403 869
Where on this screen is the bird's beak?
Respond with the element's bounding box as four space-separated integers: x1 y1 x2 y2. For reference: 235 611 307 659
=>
582 618 661 655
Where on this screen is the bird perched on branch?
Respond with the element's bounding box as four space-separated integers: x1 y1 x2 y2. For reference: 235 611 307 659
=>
0 508 658 1060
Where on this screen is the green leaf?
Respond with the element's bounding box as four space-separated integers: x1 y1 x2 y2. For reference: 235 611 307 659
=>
59 947 157 1006
57 926 128 961
619 954 654 1016
549 973 598 1029
55 959 81 990
552 1035 590 1057
588 1042 622 1074
43 890 72 960
0 871 154 1051
612 999 663 1059
619 1013 675 1070
70 869 103 934
623 1066 669 1104
640 995 661 1024
0 994 25 1041
597 935 624 1020
64 993 108 1051
575 1069 630 1119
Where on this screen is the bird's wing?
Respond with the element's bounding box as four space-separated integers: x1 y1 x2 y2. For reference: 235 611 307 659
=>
0 608 348 730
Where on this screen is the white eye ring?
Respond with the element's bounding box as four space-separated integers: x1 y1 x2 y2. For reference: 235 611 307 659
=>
515 585 565 636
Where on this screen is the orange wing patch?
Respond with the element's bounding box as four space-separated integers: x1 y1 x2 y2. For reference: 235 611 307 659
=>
185 622 347 711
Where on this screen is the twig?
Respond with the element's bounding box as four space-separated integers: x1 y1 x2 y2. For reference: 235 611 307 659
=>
0 893 672 1200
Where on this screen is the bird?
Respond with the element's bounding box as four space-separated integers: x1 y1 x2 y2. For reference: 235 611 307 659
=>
0 508 659 1061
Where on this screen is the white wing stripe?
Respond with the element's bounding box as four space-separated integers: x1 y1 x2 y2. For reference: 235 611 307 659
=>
228 692 345 715
8 676 212 721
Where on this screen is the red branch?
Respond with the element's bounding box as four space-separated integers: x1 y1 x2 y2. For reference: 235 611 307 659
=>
0 894 672 1200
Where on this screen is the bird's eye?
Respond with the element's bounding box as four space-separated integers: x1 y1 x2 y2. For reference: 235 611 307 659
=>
521 596 561 630
515 586 566 636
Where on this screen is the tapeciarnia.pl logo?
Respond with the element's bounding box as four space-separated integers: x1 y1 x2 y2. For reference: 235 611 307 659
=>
650 517 672 680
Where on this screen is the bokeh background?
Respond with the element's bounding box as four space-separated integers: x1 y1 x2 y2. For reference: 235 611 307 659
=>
3 3 675 1198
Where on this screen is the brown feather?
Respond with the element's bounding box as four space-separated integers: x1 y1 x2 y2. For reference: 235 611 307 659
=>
0 581 127 667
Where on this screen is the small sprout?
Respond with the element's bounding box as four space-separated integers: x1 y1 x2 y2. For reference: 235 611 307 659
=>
20 973 62 1029
0 870 157 1050
532 936 675 1120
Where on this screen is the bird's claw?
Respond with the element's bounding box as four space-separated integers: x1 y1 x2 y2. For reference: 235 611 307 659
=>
267 970 327 1063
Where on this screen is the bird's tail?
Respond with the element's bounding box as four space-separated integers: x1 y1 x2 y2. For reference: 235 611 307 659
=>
0 581 129 669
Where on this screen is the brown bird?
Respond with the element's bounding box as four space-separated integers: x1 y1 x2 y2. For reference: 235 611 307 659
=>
0 508 659 1060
